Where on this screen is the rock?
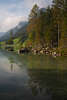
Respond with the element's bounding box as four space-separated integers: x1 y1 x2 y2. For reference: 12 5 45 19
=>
52 51 57 57
40 50 44 54
49 51 52 55
19 48 29 54
33 50 38 55
54 52 56 55
45 51 49 55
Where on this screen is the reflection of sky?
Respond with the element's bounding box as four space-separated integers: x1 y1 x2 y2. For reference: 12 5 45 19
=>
0 0 52 32
0 52 28 88
0 51 67 100
0 55 20 73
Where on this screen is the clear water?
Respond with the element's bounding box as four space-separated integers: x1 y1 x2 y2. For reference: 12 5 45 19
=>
0 50 67 100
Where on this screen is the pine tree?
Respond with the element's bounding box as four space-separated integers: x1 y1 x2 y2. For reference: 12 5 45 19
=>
29 4 39 22
52 0 64 47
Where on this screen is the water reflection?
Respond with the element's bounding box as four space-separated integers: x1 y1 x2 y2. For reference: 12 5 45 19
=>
0 50 67 100
28 69 67 100
8 57 14 72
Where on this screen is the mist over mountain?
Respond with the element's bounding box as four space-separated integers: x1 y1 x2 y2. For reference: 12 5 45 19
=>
0 7 46 42
0 21 28 41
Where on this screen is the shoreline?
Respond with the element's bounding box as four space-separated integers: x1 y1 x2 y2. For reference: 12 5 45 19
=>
0 45 67 57
3 47 67 57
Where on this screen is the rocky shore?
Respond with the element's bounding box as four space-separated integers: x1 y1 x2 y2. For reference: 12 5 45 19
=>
18 47 63 57
4 45 67 57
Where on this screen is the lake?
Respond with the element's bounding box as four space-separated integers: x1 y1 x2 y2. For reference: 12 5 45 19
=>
0 50 67 100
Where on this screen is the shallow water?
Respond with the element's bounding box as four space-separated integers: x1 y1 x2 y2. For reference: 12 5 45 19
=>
0 50 67 100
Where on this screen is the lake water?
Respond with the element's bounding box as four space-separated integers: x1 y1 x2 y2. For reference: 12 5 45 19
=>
0 50 67 100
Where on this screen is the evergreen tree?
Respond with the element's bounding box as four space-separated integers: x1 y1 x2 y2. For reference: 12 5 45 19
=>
29 4 39 22
52 0 64 47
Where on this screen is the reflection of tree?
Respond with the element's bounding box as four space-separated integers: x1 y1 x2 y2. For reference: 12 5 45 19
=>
8 57 14 72
11 63 13 72
27 69 67 100
20 55 67 99
2 51 67 100
25 55 58 70
28 70 51 97
29 81 39 96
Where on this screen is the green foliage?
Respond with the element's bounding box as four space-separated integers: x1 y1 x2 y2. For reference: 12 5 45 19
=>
6 39 13 45
0 41 6 49
13 38 23 51
5 30 14 45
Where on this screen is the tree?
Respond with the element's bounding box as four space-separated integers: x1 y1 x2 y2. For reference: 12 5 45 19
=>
6 30 13 45
27 5 45 47
60 0 67 48
52 0 64 47
29 4 39 22
26 1 67 49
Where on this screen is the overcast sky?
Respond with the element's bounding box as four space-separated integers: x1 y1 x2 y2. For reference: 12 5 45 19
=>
0 0 52 33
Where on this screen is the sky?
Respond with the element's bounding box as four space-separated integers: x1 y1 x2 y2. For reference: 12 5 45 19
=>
0 0 52 33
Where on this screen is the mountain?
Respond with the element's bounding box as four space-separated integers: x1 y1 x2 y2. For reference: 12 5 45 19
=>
0 21 28 41
0 32 6 37
0 8 46 42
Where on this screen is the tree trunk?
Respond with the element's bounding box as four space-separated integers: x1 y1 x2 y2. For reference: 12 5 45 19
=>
58 23 60 48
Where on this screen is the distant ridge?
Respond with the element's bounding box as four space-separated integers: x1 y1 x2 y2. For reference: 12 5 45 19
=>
0 21 28 41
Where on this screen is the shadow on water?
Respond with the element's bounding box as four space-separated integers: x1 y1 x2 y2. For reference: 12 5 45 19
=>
0 50 67 100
